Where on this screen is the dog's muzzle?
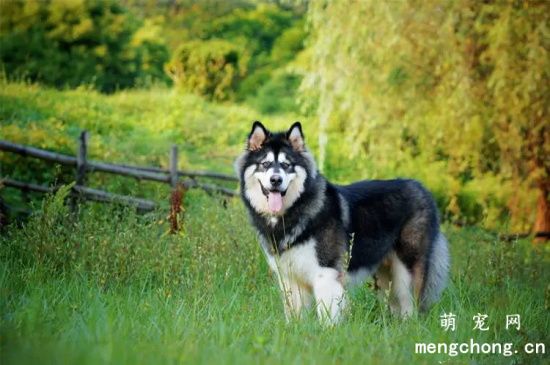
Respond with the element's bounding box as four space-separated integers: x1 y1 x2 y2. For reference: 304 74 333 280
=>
259 181 286 214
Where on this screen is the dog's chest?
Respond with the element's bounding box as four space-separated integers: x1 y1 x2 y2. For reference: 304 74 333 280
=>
261 239 321 285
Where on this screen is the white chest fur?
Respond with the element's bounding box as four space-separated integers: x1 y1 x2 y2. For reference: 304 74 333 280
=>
258 238 346 324
275 239 321 284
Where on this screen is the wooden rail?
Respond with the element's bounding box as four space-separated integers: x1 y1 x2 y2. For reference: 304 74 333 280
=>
0 140 238 182
0 133 239 231
1 178 157 212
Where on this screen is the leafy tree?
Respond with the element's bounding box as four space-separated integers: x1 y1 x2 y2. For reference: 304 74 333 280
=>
303 0 549 233
0 0 169 92
207 4 294 54
270 20 306 65
164 2 306 104
247 72 301 114
479 2 549 239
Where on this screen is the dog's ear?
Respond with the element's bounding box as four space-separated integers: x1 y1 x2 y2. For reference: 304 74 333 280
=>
248 121 269 151
286 122 305 151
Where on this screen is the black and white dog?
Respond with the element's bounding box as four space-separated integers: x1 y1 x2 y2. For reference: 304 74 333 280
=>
235 121 449 324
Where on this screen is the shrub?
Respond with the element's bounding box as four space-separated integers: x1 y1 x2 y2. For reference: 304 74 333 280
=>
247 71 301 114
270 21 306 65
209 5 305 102
166 39 249 101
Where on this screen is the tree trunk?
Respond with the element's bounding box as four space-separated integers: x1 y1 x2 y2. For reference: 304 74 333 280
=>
533 183 550 243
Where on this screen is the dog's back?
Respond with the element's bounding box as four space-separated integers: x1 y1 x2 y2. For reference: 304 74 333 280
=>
339 179 449 314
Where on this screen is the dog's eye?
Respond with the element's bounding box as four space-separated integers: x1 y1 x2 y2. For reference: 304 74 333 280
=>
261 161 271 169
280 162 290 169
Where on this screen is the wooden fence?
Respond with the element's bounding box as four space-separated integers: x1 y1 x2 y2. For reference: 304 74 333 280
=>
0 132 239 232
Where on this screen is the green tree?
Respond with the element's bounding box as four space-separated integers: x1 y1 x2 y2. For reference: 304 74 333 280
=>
480 2 549 239
303 0 549 233
0 0 169 92
163 2 306 104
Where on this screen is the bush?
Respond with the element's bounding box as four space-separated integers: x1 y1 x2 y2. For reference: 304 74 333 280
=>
0 0 169 92
206 4 295 60
247 71 301 114
270 21 306 64
166 39 249 101
167 3 306 103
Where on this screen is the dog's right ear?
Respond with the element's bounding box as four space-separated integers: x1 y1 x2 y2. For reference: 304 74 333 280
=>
248 121 269 151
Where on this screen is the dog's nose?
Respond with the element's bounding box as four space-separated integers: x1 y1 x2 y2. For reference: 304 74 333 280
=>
270 175 283 187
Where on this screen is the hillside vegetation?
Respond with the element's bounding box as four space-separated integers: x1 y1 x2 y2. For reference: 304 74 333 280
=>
2 0 547 232
0 81 526 231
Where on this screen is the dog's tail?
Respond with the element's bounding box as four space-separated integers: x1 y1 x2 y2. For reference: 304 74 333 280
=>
419 232 450 312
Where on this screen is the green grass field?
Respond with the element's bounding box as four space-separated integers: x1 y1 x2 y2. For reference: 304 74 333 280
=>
1 83 549 364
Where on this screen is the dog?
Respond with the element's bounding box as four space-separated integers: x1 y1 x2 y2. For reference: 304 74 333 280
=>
235 121 449 324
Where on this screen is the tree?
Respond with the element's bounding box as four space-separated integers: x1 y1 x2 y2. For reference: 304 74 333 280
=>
302 0 549 234
0 0 169 92
480 2 549 240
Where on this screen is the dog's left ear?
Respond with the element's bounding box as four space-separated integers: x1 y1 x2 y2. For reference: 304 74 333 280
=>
286 122 305 151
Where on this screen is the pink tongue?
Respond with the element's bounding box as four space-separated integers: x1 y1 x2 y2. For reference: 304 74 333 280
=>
268 192 283 213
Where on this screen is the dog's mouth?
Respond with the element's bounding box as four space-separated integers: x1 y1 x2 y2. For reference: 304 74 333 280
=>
259 182 286 214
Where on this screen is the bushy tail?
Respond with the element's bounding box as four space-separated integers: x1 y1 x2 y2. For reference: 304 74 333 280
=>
420 232 450 312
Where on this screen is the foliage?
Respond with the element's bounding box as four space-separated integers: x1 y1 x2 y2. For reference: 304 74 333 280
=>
0 0 170 92
0 81 299 211
270 20 307 65
164 2 306 104
302 0 549 231
124 0 254 50
236 18 307 111
246 71 302 114
0 0 306 111
0 79 533 229
205 4 295 60
166 39 249 101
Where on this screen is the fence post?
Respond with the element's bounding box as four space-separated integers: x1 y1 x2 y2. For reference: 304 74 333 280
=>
169 145 178 189
71 131 88 213
169 145 184 233
77 131 89 186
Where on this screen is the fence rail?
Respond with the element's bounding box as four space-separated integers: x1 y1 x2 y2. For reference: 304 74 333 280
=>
2 178 157 212
0 133 239 231
0 140 238 183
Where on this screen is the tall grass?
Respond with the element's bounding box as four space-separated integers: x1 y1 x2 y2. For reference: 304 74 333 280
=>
1 188 548 364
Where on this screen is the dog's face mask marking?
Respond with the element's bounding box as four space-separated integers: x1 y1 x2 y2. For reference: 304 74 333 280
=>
241 122 308 216
254 151 297 214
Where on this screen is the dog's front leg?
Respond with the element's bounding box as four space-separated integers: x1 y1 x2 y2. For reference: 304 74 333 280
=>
277 273 312 321
312 268 346 325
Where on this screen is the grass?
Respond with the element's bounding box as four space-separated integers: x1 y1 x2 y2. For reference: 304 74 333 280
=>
0 187 548 365
0 82 548 364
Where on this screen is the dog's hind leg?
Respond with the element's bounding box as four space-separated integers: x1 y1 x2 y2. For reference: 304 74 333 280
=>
389 253 414 318
346 267 373 289
312 268 346 325
374 257 391 295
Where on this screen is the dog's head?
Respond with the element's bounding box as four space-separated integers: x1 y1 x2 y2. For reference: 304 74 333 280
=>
235 121 317 216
